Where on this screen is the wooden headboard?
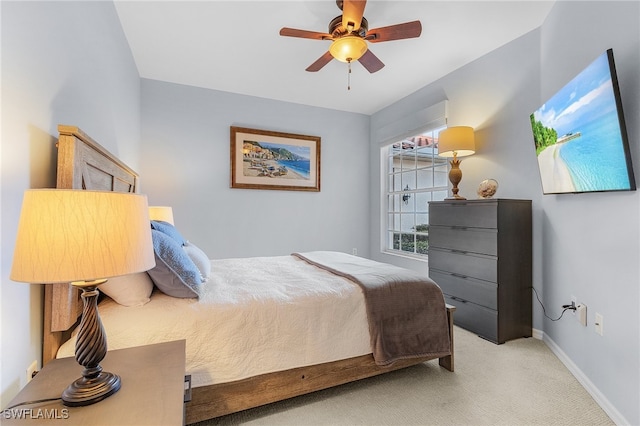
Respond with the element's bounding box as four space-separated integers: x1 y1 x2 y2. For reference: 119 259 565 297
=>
43 124 140 364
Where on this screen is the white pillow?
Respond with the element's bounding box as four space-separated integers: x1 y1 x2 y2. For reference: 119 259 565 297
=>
99 272 154 307
183 241 212 281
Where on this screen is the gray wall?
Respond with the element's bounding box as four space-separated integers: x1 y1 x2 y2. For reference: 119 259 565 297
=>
0 1 141 407
139 79 371 260
370 2 639 424
538 2 639 424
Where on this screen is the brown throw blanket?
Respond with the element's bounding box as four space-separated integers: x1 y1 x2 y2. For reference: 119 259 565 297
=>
292 251 451 366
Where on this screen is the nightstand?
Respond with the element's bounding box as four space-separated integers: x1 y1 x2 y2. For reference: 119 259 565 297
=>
3 340 186 425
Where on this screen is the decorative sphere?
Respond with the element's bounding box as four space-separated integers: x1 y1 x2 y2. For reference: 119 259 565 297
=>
477 179 498 199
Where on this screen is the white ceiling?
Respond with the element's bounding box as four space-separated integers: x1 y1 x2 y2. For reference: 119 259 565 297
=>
114 1 555 115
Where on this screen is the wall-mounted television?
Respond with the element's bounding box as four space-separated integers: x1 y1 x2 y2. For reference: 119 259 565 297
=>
530 49 635 194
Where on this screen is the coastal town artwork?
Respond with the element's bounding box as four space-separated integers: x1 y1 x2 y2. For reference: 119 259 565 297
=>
230 126 321 191
243 141 310 179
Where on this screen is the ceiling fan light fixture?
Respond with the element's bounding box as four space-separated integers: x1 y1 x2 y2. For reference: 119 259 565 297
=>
329 36 368 62
280 0 420 73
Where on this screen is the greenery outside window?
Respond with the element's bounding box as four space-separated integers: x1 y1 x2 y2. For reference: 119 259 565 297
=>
384 126 449 257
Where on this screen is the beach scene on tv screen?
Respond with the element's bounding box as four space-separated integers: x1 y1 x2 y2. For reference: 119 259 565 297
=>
530 51 631 194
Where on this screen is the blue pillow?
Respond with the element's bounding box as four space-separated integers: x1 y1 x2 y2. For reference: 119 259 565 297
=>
150 220 186 245
183 241 211 281
147 230 202 298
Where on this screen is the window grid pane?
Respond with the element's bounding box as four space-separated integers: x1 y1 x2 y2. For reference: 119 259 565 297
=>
383 125 447 257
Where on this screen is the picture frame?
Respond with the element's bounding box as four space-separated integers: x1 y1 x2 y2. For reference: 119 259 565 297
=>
230 126 321 192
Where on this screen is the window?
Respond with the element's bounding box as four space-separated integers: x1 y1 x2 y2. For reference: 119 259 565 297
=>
383 126 449 257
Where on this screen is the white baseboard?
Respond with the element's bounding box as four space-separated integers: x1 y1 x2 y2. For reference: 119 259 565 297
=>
531 327 544 340
533 328 628 426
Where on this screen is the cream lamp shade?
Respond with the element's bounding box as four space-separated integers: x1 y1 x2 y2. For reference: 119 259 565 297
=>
437 126 476 200
148 205 175 225
10 189 156 407
11 189 155 284
437 126 476 158
329 36 368 62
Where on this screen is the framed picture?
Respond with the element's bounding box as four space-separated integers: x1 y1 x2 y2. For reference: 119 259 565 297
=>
230 126 321 192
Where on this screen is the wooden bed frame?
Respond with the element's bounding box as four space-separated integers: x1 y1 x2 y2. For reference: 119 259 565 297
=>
45 125 456 424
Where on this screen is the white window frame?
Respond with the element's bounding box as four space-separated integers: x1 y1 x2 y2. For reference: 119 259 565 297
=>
381 124 450 259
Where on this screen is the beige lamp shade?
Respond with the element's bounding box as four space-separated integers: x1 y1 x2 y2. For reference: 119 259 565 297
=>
11 189 155 284
149 206 174 225
438 126 476 158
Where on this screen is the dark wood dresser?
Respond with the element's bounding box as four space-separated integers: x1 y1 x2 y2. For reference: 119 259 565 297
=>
428 199 532 343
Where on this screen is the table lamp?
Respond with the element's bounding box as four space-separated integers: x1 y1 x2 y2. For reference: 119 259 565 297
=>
438 126 476 200
10 189 155 406
148 206 174 225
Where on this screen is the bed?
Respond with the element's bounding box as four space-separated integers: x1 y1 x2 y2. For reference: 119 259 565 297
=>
45 125 456 424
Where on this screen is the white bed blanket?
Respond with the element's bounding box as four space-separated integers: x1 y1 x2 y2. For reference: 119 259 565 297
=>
57 255 370 387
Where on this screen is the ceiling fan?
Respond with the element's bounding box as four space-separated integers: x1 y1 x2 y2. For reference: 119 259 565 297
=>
279 0 422 74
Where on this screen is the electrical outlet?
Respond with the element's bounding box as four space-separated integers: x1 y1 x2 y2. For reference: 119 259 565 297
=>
26 360 38 384
352 248 357 256
595 313 604 336
576 304 587 326
571 295 577 315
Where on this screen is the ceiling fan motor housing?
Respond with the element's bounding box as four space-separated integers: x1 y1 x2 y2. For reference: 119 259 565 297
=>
329 15 368 38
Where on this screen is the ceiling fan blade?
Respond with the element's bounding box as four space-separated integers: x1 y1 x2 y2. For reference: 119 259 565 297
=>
366 21 422 43
342 0 367 31
306 51 334 72
358 49 384 73
280 27 332 40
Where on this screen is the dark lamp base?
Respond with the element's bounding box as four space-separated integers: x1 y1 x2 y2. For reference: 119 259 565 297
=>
61 371 121 407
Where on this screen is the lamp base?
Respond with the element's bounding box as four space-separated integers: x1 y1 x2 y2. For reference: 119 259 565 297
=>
62 371 121 407
62 282 120 407
448 154 465 200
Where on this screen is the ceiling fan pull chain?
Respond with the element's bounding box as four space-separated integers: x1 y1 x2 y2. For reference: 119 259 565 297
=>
348 59 352 90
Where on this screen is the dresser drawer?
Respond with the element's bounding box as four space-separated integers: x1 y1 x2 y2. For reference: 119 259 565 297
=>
429 225 497 256
429 202 497 228
444 294 498 342
428 248 497 283
429 270 497 310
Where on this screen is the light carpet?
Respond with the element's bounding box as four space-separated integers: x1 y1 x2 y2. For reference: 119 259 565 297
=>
194 326 613 425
